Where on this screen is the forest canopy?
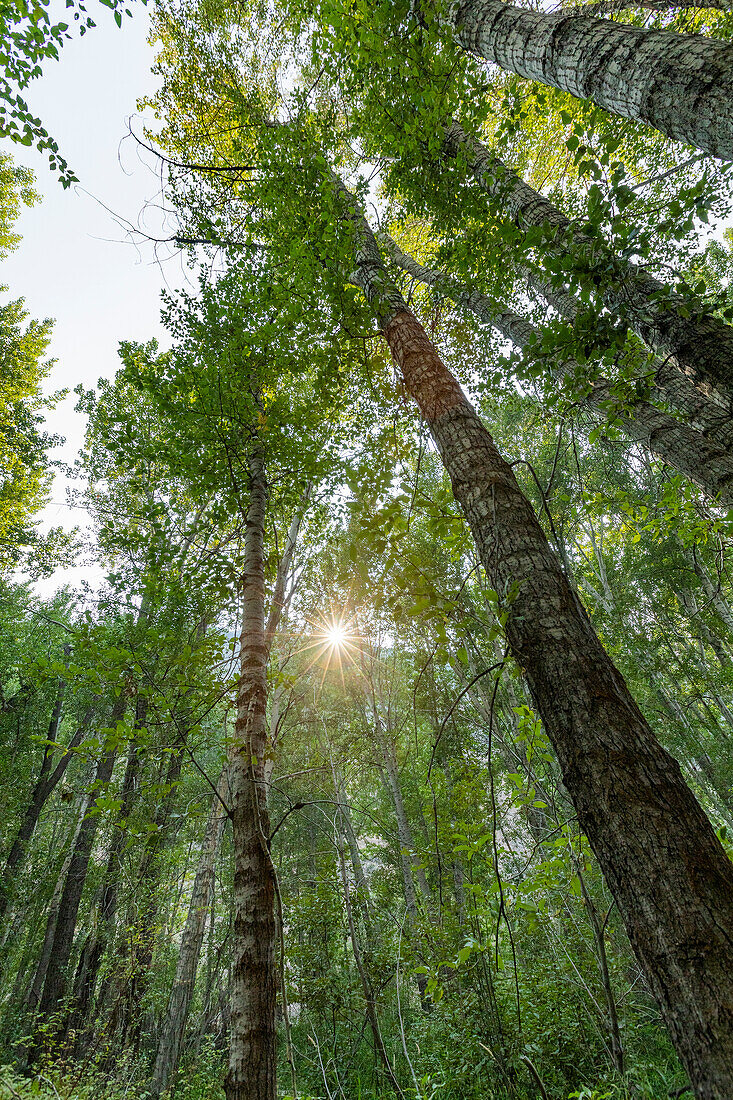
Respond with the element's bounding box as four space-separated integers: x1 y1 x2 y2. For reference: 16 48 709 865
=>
3 1 733 1099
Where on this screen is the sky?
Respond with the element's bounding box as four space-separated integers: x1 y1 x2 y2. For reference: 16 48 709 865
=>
2 3 190 591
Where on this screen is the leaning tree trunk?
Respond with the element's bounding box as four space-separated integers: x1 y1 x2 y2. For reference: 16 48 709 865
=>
522 265 733 453
381 233 733 503
225 441 277 1100
0 684 95 926
329 167 733 1099
444 0 733 158
33 691 128 1042
150 766 228 1099
70 709 145 1045
24 790 92 1015
442 120 733 410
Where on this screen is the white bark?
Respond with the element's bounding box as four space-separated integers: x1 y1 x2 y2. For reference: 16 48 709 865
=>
451 0 733 158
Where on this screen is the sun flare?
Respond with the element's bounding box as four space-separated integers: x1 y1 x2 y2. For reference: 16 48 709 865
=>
326 624 348 649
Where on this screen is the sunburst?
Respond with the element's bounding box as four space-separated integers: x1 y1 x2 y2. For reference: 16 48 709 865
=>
290 612 364 690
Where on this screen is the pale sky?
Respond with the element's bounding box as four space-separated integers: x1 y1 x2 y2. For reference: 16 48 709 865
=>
2 3 189 591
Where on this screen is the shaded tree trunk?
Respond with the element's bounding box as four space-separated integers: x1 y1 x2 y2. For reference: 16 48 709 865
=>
34 691 128 1040
0 685 95 925
69 707 145 1044
225 441 277 1100
24 790 92 1014
150 765 228 1098
447 0 733 158
523 265 733 453
333 169 733 1099
110 740 184 1049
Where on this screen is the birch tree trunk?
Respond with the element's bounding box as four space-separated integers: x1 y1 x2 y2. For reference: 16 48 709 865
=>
368 682 434 918
447 0 733 158
443 120 733 410
382 233 733 502
681 543 733 634
151 766 228 1098
331 167 733 1099
225 441 277 1100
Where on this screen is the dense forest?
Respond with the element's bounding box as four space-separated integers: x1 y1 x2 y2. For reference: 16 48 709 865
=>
4 1 733 1098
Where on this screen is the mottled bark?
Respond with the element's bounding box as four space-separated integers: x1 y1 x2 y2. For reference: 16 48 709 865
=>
444 120 733 410
0 699 96 924
383 233 733 502
449 0 733 158
336 174 733 1099
225 442 277 1100
151 767 228 1098
576 0 733 14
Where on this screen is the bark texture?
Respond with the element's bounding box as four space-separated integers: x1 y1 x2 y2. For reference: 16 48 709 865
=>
444 120 733 410
225 442 277 1100
450 0 733 158
336 174 733 1098
577 0 733 13
382 233 733 502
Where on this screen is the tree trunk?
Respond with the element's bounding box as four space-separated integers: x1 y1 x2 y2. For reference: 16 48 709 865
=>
225 441 277 1100
151 766 228 1098
335 170 733 1099
24 791 92 1014
448 0 733 158
69 712 145 1043
34 691 128 1040
577 0 733 14
681 543 733 634
110 737 184 1049
333 795 403 1097
443 120 733 409
381 233 733 502
0 686 95 925
523 265 733 453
